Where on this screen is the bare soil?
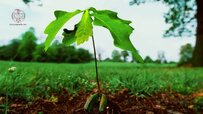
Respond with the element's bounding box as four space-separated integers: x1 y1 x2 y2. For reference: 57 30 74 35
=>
1 89 203 114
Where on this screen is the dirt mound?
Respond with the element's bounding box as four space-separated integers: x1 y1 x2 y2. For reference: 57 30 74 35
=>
2 89 202 114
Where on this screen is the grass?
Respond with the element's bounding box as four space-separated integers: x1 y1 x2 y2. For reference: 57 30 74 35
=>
0 61 202 100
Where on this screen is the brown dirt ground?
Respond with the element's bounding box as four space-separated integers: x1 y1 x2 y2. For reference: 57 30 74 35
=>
1 89 203 114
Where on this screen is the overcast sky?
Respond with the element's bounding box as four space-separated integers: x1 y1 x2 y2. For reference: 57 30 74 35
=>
0 0 196 62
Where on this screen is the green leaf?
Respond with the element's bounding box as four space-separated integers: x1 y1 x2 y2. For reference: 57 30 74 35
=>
75 9 93 45
44 10 82 51
62 25 77 46
92 10 143 63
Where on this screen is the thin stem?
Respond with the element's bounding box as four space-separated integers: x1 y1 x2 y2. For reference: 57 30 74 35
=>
91 35 101 95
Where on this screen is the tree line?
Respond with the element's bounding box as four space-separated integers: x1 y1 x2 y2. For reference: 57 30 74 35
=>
0 28 193 64
0 28 93 63
109 43 193 65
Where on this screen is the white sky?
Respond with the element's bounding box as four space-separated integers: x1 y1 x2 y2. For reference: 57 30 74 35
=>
0 0 196 62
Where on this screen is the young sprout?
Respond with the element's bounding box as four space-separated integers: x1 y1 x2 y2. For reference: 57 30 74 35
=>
44 7 143 112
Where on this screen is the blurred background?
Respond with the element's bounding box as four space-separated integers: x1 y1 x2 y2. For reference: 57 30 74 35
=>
0 0 202 66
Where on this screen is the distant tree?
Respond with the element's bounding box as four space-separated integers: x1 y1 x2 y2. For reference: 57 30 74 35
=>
32 44 47 62
168 61 176 64
77 48 93 63
43 41 58 62
17 27 37 61
0 39 21 60
46 41 92 63
144 56 154 63
32 41 92 63
97 48 103 61
9 39 21 60
121 50 129 62
157 51 167 64
154 59 161 64
130 0 203 67
179 43 194 65
0 46 12 60
63 46 78 63
103 57 112 62
54 43 71 63
111 50 122 62
0 27 92 63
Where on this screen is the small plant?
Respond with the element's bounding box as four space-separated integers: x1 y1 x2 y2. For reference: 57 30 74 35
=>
44 7 143 112
2 66 17 114
8 67 16 73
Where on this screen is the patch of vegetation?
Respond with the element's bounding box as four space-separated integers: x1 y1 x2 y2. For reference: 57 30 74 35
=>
0 61 202 100
194 97 203 111
0 28 92 63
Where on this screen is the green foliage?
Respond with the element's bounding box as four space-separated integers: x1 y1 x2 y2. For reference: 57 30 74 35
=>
194 97 203 110
32 44 47 62
111 50 122 62
77 48 93 63
0 28 37 61
62 27 77 46
179 43 194 65
0 39 20 60
44 10 82 51
62 10 94 46
91 9 143 63
17 28 37 61
32 42 93 63
121 51 129 62
44 7 143 63
0 28 93 63
75 10 93 45
0 29 92 63
144 56 154 63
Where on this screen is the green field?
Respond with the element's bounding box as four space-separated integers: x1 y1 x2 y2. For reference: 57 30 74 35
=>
0 61 202 100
